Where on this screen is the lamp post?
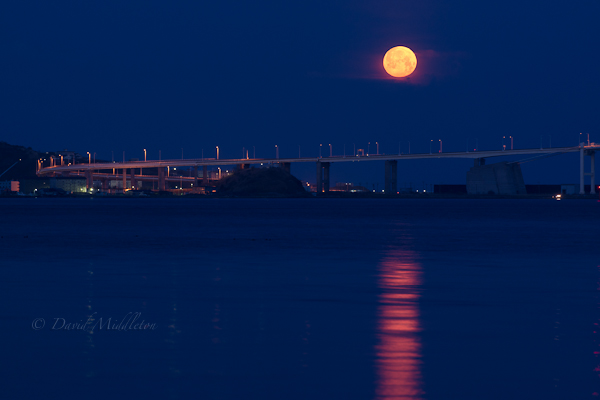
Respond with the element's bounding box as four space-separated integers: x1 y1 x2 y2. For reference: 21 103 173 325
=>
429 140 433 154
367 142 370 156
216 146 219 160
353 143 356 157
144 149 147 161
439 140 442 153
93 152 96 164
319 144 322 158
502 136 506 151
87 152 91 164
329 144 332 157
376 142 379 155
275 145 279 159
510 136 513 150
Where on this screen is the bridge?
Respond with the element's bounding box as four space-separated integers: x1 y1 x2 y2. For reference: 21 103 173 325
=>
37 144 598 195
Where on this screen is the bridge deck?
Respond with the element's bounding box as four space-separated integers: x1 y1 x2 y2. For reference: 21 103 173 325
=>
38 145 599 176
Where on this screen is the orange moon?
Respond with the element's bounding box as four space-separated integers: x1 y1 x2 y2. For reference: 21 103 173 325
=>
383 46 417 78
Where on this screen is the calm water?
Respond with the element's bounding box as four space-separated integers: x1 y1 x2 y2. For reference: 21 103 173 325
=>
1 198 599 399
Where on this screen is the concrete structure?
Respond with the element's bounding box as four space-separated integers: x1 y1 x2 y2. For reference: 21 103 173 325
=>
158 167 166 191
561 184 578 195
467 161 526 195
279 162 291 174
0 180 19 192
202 166 208 186
85 170 93 189
384 160 398 194
36 144 600 195
316 162 330 193
50 177 86 193
580 143 596 194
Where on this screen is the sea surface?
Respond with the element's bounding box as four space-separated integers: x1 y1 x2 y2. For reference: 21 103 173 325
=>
1 198 599 399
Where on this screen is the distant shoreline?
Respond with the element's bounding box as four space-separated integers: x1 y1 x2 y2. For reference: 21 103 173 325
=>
1 193 597 200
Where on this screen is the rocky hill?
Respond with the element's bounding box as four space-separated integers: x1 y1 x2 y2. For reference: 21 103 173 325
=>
216 167 311 197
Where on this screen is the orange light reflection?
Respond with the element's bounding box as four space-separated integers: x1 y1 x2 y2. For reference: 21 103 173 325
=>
376 249 423 400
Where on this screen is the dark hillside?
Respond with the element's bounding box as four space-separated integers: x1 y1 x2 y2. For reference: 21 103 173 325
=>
216 167 310 197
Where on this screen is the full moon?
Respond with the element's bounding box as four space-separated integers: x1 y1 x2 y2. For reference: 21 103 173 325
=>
383 46 417 78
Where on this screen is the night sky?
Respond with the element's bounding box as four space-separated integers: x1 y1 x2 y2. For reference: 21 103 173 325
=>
2 1 599 186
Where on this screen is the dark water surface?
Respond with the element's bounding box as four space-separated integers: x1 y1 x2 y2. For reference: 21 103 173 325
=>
1 198 599 399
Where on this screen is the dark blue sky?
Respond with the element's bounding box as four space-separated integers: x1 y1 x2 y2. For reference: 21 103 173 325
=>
2 1 599 186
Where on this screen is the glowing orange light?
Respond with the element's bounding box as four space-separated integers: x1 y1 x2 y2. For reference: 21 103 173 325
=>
376 249 423 399
383 46 417 78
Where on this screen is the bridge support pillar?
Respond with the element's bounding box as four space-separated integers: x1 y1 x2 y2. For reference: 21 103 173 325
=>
158 167 166 191
384 160 398 194
280 162 290 174
580 143 585 194
316 162 322 193
85 170 93 190
202 166 208 186
122 169 127 193
130 169 137 190
590 150 596 194
193 166 198 188
316 162 330 194
581 147 596 194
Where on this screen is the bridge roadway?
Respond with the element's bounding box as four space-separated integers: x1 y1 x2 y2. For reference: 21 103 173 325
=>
37 144 598 194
